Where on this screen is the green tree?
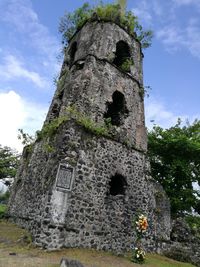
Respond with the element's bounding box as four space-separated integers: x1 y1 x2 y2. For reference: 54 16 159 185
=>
148 119 200 216
0 145 20 186
59 2 92 45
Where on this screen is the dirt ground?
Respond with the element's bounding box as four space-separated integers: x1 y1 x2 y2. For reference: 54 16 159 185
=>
0 220 195 267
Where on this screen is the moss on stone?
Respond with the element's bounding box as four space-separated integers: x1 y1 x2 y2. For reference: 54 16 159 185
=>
37 116 69 141
66 106 112 138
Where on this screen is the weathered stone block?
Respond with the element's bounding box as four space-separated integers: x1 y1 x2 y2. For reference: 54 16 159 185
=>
60 258 84 267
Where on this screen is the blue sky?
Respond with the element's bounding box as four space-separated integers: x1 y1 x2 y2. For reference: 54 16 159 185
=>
0 0 200 152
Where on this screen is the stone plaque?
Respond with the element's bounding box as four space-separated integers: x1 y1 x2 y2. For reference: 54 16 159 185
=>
56 163 74 191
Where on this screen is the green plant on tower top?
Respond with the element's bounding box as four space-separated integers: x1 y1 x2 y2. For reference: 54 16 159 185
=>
59 1 153 49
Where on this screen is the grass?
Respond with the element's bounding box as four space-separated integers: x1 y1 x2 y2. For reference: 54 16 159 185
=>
0 220 196 267
145 254 195 267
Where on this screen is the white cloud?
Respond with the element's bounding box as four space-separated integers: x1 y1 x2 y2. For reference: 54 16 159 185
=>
132 0 153 26
173 0 200 6
158 4 200 59
156 19 200 58
0 55 48 88
185 19 200 58
0 1 60 151
1 0 60 71
131 0 200 60
156 26 184 53
152 0 163 16
145 98 180 129
132 0 168 27
144 97 200 129
0 90 47 152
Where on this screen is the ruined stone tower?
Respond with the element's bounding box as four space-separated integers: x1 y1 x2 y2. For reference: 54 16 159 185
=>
8 19 170 252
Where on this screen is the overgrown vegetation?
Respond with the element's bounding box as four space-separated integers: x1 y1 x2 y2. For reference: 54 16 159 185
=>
33 106 113 143
59 2 153 49
66 106 112 137
185 215 200 236
148 119 200 216
120 58 134 73
17 106 115 155
37 116 68 140
43 143 55 153
139 85 151 98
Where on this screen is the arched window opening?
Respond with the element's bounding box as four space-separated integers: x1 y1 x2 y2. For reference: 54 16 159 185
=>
113 41 131 70
69 42 77 66
51 103 60 118
75 60 85 70
58 90 64 101
104 91 129 126
109 174 127 196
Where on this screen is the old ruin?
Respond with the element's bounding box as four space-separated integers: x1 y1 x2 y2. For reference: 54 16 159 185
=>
8 19 170 252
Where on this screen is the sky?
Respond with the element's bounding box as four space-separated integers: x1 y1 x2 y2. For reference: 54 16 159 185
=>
0 0 200 152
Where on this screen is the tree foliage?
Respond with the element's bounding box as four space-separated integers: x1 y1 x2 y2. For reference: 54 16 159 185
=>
59 2 153 49
0 145 20 186
148 119 200 216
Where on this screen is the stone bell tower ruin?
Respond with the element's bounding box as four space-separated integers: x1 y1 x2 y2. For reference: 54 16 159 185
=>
8 19 171 252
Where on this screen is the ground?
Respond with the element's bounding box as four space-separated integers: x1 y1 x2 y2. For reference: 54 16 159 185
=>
0 220 196 267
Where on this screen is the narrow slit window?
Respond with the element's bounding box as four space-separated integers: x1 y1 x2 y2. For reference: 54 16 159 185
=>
69 42 77 66
58 90 64 101
52 103 60 117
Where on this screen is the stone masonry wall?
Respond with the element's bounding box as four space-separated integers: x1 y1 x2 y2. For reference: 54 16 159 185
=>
8 21 171 253
65 21 143 84
46 55 146 151
9 121 169 251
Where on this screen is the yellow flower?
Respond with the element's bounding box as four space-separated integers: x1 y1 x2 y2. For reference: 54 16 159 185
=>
136 215 148 232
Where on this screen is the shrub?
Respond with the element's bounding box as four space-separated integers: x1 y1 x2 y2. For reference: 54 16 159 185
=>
66 106 111 137
0 204 7 219
59 3 92 44
120 58 133 73
37 116 69 140
59 2 153 49
36 106 112 142
185 215 200 234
